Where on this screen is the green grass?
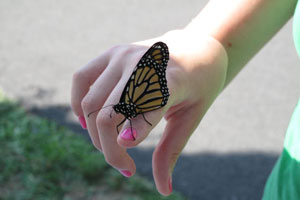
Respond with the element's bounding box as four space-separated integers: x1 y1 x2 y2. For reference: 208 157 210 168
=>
0 92 185 200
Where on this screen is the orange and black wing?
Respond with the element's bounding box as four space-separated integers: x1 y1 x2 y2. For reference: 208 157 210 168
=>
119 42 169 114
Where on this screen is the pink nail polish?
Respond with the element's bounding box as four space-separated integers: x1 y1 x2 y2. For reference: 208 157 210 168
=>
120 128 137 141
168 176 173 193
119 170 132 177
78 116 87 129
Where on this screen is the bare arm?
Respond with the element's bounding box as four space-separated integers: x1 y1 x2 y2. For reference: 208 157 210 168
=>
185 0 297 87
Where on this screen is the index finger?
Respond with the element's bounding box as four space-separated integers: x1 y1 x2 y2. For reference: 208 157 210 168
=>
71 51 110 117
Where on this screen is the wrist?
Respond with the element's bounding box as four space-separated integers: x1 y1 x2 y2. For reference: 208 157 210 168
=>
162 29 228 93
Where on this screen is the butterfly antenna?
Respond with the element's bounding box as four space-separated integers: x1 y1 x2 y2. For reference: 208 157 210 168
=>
87 109 99 118
87 104 115 118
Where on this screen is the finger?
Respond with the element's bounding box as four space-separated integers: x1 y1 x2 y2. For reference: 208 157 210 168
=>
71 50 110 118
152 104 204 196
81 62 122 151
96 75 136 175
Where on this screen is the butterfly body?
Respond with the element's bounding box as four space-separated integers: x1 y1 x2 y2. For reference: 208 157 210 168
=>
113 102 137 119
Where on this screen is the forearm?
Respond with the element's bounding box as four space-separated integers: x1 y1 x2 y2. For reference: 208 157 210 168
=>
184 0 297 87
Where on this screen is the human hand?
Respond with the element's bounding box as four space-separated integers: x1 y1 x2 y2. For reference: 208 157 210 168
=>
71 30 228 196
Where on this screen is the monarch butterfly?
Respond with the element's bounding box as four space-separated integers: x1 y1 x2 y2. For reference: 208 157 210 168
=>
88 42 169 138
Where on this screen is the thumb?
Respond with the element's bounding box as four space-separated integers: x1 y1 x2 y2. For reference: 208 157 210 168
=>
152 104 204 196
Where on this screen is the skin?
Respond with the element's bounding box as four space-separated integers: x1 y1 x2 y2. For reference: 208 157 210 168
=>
71 0 297 196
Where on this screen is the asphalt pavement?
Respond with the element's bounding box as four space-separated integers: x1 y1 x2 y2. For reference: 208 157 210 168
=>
1 0 300 199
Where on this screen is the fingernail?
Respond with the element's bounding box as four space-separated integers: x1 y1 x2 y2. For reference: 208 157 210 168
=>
120 128 137 141
78 116 87 129
119 170 132 177
168 176 173 193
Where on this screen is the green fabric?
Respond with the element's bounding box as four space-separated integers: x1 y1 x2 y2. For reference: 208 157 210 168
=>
262 100 300 199
263 2 300 199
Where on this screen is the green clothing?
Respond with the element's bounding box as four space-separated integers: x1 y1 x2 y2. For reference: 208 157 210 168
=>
262 1 300 199
263 101 300 199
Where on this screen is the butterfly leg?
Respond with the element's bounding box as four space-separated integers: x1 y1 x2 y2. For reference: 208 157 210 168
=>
110 109 114 118
116 118 126 134
129 119 136 141
142 113 152 126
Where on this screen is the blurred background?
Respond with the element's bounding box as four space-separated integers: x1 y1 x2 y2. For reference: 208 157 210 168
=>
1 0 300 199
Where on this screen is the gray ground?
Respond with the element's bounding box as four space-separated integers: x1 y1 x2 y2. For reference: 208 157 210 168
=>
1 0 300 199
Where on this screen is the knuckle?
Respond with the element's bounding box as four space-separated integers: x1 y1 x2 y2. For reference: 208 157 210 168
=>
96 112 114 128
81 95 95 112
108 44 123 53
109 44 138 59
72 69 86 83
107 44 144 72
108 44 130 59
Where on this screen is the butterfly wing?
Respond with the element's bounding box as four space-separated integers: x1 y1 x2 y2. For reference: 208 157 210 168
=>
119 42 169 115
